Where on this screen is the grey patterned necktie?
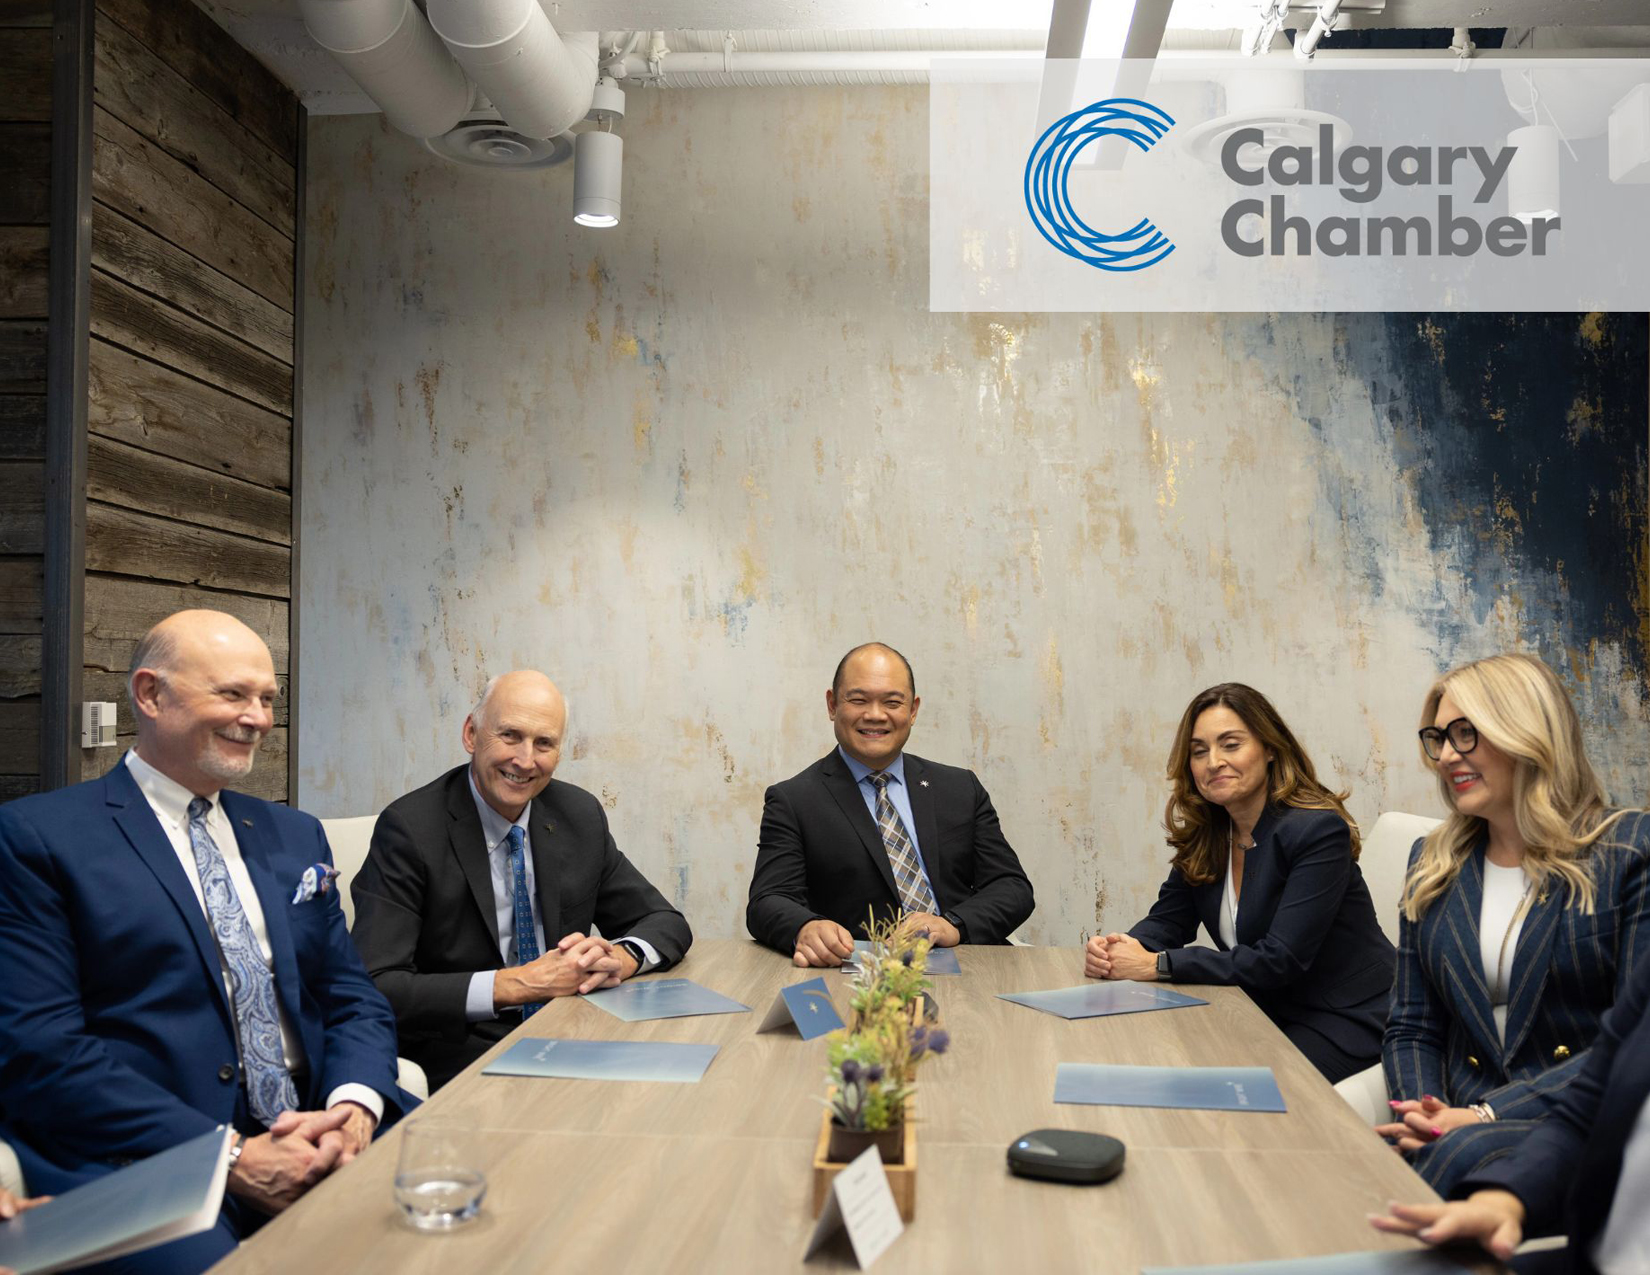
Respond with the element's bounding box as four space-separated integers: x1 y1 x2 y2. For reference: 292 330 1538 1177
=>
867 772 937 914
186 797 299 1125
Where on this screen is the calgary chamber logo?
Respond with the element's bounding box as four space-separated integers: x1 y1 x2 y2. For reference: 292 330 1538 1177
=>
1024 98 1177 272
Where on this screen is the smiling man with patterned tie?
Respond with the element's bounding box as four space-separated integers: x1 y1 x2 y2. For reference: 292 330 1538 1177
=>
0 610 408 1274
350 671 692 1090
746 642 1035 966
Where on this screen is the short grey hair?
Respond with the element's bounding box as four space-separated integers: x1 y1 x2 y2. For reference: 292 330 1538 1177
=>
128 625 183 703
471 675 570 737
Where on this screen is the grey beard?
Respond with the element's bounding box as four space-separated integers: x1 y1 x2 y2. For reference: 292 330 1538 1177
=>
198 733 261 782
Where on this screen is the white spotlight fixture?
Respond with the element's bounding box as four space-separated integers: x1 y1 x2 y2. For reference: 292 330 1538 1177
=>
573 77 625 228
1506 123 1560 224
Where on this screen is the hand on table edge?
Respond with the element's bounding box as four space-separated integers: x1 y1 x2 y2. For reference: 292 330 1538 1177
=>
1368 1189 1526 1261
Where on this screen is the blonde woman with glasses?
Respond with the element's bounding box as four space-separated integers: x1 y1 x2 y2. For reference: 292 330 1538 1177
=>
1377 653 1650 1195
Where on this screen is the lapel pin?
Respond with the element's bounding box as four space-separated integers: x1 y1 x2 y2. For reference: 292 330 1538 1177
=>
241 818 253 827
920 780 929 788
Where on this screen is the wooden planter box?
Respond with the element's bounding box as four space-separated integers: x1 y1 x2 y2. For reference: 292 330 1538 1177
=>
811 1098 917 1222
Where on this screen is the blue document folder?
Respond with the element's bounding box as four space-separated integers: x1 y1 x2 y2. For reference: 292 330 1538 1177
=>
1054 1063 1287 1113
999 983 1208 1019
582 977 751 1022
0 1126 232 1275
758 976 845 1040
1144 1249 1469 1274
842 940 961 975
483 1038 720 1083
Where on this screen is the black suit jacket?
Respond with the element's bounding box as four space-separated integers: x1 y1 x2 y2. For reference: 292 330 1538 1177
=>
745 750 1034 952
1457 950 1650 1274
1129 804 1395 1061
350 765 692 1088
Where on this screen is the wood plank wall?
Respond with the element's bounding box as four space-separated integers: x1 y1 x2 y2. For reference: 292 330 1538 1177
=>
0 1 51 799
77 0 298 800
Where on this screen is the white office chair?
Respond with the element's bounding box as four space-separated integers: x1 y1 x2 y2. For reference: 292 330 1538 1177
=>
1332 809 1443 1124
319 815 430 1102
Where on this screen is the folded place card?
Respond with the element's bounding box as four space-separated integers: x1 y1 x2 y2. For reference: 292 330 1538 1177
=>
483 1038 720 1083
803 1146 905 1269
0 1126 233 1275
841 940 961 975
998 983 1208 1020
1143 1249 1470 1274
1054 1063 1287 1113
758 976 845 1040
581 977 751 1022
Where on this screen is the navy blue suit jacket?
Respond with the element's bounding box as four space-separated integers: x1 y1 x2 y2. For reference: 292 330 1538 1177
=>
1382 814 1650 1122
0 762 409 1195
1129 804 1395 1060
1457 948 1650 1274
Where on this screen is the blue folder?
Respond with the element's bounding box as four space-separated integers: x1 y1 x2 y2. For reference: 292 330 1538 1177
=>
1143 1250 1470 1274
759 976 845 1040
1054 1063 1287 1112
842 940 961 975
483 1038 720 1083
0 1126 232 1275
582 977 751 1022
999 983 1208 1019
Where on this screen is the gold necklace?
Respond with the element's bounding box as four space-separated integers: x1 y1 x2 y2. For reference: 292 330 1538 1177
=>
1492 873 1535 998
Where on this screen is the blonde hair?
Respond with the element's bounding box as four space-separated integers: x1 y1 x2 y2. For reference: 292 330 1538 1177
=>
1401 652 1631 919
1164 683 1360 886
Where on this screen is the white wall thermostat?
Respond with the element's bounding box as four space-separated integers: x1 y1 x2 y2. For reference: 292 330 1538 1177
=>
81 701 119 748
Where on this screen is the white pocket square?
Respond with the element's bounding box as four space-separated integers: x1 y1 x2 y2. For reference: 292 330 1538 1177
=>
292 862 341 904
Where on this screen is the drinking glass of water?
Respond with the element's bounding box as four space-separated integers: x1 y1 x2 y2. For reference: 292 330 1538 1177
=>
393 1122 487 1231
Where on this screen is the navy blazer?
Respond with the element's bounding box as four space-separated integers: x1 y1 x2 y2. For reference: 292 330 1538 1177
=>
0 762 409 1195
1457 949 1650 1274
746 750 1034 952
351 765 693 1089
1129 804 1395 1059
1382 813 1650 1123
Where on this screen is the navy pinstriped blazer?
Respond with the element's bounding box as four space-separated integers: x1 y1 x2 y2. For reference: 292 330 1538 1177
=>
1382 812 1650 1191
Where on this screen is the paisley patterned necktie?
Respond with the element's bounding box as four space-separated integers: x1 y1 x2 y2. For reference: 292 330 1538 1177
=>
186 797 300 1126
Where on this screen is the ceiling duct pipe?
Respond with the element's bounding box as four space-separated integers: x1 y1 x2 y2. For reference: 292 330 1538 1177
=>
426 0 599 140
298 0 469 138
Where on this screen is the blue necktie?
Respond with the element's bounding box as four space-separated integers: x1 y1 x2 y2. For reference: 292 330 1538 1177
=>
507 825 543 1018
186 797 300 1126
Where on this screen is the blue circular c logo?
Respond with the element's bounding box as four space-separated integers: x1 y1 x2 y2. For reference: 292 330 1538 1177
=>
1025 98 1176 272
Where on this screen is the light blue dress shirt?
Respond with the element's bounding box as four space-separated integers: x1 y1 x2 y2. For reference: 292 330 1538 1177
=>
463 772 659 1022
835 747 937 902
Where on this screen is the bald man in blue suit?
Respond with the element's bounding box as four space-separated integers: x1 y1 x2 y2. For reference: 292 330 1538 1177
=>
0 610 409 1273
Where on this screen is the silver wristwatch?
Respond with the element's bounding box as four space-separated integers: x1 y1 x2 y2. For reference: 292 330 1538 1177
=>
1156 950 1172 981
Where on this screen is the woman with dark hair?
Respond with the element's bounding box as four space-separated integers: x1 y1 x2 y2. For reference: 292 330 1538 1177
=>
1085 682 1395 1083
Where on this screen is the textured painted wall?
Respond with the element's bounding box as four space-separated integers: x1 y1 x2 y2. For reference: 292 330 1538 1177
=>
300 89 1649 944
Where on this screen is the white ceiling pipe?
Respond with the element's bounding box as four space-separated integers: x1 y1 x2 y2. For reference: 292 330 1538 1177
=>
427 0 598 140
298 0 469 138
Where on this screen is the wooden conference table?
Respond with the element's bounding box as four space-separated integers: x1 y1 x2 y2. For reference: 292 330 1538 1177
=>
217 940 1479 1273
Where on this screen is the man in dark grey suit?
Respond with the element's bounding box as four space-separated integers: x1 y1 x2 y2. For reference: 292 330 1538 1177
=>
746 643 1034 966
350 671 691 1089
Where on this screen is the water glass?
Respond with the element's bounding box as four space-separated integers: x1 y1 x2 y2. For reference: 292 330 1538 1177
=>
393 1122 487 1231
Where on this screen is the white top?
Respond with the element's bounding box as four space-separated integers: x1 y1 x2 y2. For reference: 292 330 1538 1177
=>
1219 847 1240 949
1479 859 1532 1043
123 750 382 1121
1595 1090 1650 1273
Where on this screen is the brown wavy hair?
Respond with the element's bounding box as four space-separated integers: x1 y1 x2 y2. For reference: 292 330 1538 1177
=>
1164 683 1360 885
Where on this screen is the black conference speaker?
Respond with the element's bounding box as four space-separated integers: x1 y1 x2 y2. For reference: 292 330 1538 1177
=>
1006 1129 1126 1184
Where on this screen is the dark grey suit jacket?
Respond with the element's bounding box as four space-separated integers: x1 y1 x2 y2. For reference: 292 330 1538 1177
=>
350 765 692 1089
745 749 1034 952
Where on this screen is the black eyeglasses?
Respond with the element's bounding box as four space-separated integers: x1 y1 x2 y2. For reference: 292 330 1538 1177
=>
1418 717 1478 761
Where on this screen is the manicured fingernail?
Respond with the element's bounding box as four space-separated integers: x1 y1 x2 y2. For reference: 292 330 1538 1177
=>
1430 1126 1442 1136
1423 1094 1436 1102
1388 1100 1403 1108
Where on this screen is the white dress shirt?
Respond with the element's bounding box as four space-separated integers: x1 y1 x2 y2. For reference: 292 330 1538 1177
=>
1219 849 1240 949
462 771 659 1022
1594 1092 1650 1273
124 751 383 1122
